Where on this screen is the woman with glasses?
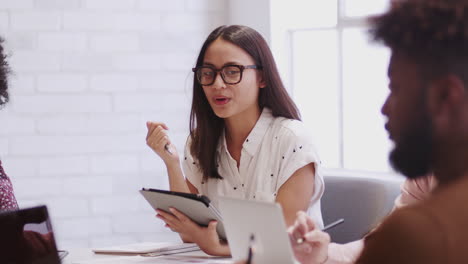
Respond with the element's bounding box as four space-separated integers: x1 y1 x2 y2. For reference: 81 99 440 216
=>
146 25 324 256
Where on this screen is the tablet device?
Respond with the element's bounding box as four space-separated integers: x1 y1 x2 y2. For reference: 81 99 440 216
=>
219 197 297 264
139 188 226 240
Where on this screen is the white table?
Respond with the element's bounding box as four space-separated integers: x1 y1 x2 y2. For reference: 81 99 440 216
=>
63 248 234 264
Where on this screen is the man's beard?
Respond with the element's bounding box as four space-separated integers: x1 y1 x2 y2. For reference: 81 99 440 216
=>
389 111 433 179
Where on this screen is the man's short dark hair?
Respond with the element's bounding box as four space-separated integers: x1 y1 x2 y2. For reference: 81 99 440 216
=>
369 0 468 82
0 37 9 107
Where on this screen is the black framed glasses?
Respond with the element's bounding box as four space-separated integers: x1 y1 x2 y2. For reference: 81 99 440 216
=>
192 65 262 86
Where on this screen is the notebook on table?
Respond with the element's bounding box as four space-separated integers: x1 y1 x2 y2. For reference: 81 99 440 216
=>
219 197 298 264
92 242 200 256
0 205 65 264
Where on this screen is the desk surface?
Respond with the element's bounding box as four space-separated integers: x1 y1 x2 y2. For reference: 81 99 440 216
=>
64 248 233 264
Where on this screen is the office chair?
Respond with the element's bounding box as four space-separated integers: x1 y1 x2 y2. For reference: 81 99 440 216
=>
321 174 403 243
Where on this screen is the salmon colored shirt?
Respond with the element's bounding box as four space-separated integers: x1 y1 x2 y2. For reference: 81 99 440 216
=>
0 160 18 211
326 175 437 264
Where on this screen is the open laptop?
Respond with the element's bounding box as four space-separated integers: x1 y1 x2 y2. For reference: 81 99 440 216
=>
218 197 297 264
0 205 64 264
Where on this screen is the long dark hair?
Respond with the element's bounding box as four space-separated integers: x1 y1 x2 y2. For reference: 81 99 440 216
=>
189 25 301 180
0 37 9 108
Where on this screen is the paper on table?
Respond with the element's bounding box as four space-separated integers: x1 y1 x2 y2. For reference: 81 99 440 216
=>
141 247 201 257
92 242 199 255
73 255 233 264
155 255 233 263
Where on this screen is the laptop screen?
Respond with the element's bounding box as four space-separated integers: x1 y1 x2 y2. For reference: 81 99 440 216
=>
0 205 61 264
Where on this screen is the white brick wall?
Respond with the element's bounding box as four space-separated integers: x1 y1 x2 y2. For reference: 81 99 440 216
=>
63 13 161 31
37 33 87 52
9 74 35 94
37 74 88 92
11 12 62 31
0 138 9 155
34 0 81 9
0 12 9 32
90 34 139 52
0 0 227 248
0 0 34 9
10 52 62 71
83 0 136 10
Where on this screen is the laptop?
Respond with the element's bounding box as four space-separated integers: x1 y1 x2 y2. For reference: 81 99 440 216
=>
218 197 297 264
0 205 64 264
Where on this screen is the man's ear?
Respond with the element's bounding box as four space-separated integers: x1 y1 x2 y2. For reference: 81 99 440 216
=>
427 74 466 119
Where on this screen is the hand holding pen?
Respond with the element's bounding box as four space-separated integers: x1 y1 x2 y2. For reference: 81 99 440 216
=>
245 219 344 264
288 212 340 264
146 122 178 163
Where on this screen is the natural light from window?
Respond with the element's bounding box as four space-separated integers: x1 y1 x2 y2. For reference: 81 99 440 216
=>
288 0 393 173
344 0 389 17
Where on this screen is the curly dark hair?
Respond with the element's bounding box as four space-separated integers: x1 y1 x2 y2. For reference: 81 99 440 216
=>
369 0 468 80
0 37 9 108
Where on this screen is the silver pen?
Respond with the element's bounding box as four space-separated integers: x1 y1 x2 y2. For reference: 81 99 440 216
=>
296 218 344 244
164 143 173 155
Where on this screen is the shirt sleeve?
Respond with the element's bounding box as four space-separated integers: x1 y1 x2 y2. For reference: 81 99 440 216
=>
393 175 437 210
181 137 204 192
0 161 19 211
276 120 323 198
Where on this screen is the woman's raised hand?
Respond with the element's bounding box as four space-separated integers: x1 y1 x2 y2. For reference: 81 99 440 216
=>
146 122 180 165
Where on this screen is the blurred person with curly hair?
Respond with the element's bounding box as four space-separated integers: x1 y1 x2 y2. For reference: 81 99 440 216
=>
0 37 18 211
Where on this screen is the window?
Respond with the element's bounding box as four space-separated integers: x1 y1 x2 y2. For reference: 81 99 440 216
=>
228 0 394 174
344 0 388 18
287 0 393 172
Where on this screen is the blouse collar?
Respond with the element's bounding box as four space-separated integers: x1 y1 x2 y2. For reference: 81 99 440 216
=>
218 108 275 157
